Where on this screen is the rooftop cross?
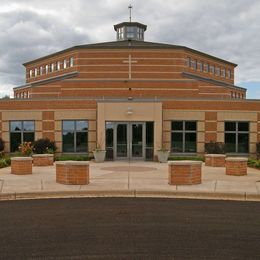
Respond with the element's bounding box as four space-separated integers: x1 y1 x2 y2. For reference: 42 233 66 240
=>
128 4 133 22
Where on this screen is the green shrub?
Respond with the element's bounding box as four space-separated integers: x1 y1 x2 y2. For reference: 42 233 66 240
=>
168 156 205 162
55 155 90 161
33 138 57 154
0 156 11 168
247 158 260 168
205 141 225 154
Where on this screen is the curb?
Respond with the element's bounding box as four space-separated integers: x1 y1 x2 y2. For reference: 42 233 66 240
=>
1 190 260 202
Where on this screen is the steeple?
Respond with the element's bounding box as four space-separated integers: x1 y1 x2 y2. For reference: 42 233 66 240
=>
114 5 147 41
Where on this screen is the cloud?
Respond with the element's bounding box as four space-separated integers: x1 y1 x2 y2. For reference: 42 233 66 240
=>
0 0 260 96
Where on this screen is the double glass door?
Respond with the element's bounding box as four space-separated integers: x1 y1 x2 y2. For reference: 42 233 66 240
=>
115 122 145 160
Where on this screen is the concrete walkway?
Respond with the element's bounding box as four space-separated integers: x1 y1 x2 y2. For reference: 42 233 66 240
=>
0 161 260 201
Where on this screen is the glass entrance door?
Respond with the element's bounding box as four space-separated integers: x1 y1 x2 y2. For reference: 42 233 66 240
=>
116 123 128 158
131 123 144 159
114 122 145 160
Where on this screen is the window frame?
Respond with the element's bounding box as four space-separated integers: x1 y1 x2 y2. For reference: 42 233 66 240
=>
9 120 35 152
171 120 197 154
70 57 74 67
224 121 249 154
62 120 88 153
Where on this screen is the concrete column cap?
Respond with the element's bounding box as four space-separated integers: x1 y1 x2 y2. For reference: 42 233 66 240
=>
168 160 202 166
55 161 89 166
225 157 248 162
32 154 54 157
205 154 226 157
11 157 33 161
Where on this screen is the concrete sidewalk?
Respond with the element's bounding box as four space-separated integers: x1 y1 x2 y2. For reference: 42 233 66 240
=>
0 161 260 201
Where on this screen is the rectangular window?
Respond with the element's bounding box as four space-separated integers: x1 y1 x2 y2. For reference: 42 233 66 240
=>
51 63 55 72
205 63 209 73
210 65 215 74
62 120 88 153
222 68 226 77
187 57 192 67
194 59 197 70
29 69 33 78
225 122 249 153
63 59 67 69
227 69 231 78
126 26 135 38
70 57 74 67
216 67 220 76
10 121 35 152
171 121 197 153
45 65 49 74
57 61 61 71
34 68 38 77
199 62 204 72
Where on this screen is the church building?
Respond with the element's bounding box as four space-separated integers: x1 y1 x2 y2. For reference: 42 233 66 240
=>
0 15 259 160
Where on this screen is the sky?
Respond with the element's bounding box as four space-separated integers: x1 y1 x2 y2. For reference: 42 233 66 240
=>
0 0 259 98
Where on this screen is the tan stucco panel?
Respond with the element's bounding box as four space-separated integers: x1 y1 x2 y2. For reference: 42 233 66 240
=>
250 122 257 132
250 143 256 154
163 132 170 143
217 122 224 132
162 121 171 131
35 132 42 140
163 110 205 121
197 122 205 132
217 133 224 142
2 132 9 142
197 143 204 153
89 120 96 131
55 110 96 120
35 121 42 131
97 102 162 153
217 112 257 121
2 122 9 132
88 131 96 142
250 132 257 143
55 132 62 142
197 132 205 143
55 121 62 131
2 111 42 121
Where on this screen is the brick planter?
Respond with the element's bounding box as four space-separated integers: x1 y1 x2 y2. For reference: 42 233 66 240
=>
33 154 54 166
56 161 89 185
205 154 226 167
225 157 248 176
11 157 33 175
168 160 202 185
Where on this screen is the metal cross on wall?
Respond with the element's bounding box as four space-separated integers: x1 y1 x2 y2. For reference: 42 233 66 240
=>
123 54 137 79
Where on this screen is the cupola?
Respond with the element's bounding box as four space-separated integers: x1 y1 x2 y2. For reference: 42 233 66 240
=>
114 5 147 41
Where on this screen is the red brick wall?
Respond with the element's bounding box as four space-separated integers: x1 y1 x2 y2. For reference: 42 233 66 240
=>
168 164 202 185
11 159 33 175
15 48 242 99
56 164 89 185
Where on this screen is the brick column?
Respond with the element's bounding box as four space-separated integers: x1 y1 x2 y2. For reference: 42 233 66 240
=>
225 157 248 176
11 157 33 175
56 161 89 185
168 160 202 185
205 154 226 167
32 154 54 166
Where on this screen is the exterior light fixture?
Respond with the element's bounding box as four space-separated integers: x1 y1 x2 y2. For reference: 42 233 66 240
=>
127 107 133 115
